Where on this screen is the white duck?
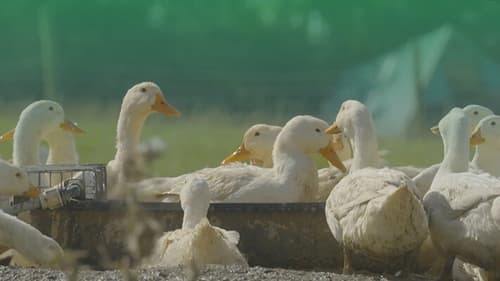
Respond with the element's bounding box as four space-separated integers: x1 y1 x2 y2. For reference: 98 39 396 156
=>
145 176 247 272
324 100 428 276
221 124 282 168
413 104 494 197
221 124 348 201
454 115 500 281
0 158 63 266
423 107 500 281
9 100 83 168
106 82 180 196
133 115 346 203
469 115 500 177
415 107 495 280
219 123 413 201
224 116 345 202
1 123 83 185
0 101 84 192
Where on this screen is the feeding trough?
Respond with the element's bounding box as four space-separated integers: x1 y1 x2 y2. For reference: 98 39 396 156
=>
22 164 412 272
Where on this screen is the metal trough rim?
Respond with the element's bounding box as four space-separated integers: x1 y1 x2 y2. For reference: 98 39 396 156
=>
64 200 326 213
23 163 106 172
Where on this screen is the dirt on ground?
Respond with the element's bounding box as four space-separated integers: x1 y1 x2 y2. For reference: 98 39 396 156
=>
0 265 433 281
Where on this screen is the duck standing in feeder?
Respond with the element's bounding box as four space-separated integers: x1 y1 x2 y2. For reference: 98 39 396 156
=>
145 176 247 277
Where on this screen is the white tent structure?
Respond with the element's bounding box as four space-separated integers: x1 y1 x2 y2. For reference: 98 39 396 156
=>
322 24 500 137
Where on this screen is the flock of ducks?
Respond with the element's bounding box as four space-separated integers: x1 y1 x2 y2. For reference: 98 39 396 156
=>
0 81 499 281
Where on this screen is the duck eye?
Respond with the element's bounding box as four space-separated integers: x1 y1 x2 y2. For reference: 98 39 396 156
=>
492 121 496 126
315 128 321 133
140 87 147 93
15 172 21 178
254 132 260 137
49 106 53 111
473 111 478 115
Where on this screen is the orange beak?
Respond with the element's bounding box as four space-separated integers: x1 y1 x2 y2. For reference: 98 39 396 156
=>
319 141 347 173
221 144 252 165
325 123 342 135
151 93 181 117
60 119 86 135
22 185 41 198
470 128 485 145
0 129 14 142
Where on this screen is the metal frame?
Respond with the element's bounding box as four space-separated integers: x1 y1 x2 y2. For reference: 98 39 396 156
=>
23 164 107 200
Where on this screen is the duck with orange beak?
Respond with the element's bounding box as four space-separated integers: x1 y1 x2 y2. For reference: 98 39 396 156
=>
0 100 85 189
325 100 428 276
1 100 85 168
131 115 346 203
221 124 282 168
0 158 63 267
107 82 181 195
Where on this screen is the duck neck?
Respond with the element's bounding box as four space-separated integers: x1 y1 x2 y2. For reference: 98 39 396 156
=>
273 142 314 176
262 156 274 168
114 107 149 162
471 144 500 176
350 120 381 171
46 132 78 165
439 130 469 174
13 125 42 166
182 207 207 230
260 146 275 168
272 141 317 200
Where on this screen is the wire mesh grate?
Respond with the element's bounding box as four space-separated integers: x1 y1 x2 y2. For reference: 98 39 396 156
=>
23 164 107 200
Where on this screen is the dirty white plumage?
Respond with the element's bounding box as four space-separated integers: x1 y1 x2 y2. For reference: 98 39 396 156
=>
413 104 494 197
423 107 500 281
146 176 247 272
325 100 428 275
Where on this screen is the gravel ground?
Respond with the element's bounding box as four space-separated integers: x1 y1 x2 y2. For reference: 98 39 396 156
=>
0 265 433 281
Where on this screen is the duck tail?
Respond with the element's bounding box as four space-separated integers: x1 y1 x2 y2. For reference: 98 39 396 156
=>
363 184 428 255
382 184 428 233
377 184 428 230
386 184 412 205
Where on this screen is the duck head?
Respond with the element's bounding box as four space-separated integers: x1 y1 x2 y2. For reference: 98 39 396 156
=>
222 124 281 166
122 82 180 117
439 107 468 132
470 115 500 147
276 115 346 172
431 105 493 136
0 119 84 143
0 159 40 198
9 100 84 139
325 100 370 139
463 105 494 134
434 107 469 148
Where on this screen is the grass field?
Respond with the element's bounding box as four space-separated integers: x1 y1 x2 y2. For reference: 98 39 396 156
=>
0 103 445 177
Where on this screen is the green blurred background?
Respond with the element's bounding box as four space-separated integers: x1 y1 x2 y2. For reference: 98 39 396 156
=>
1 1 499 175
